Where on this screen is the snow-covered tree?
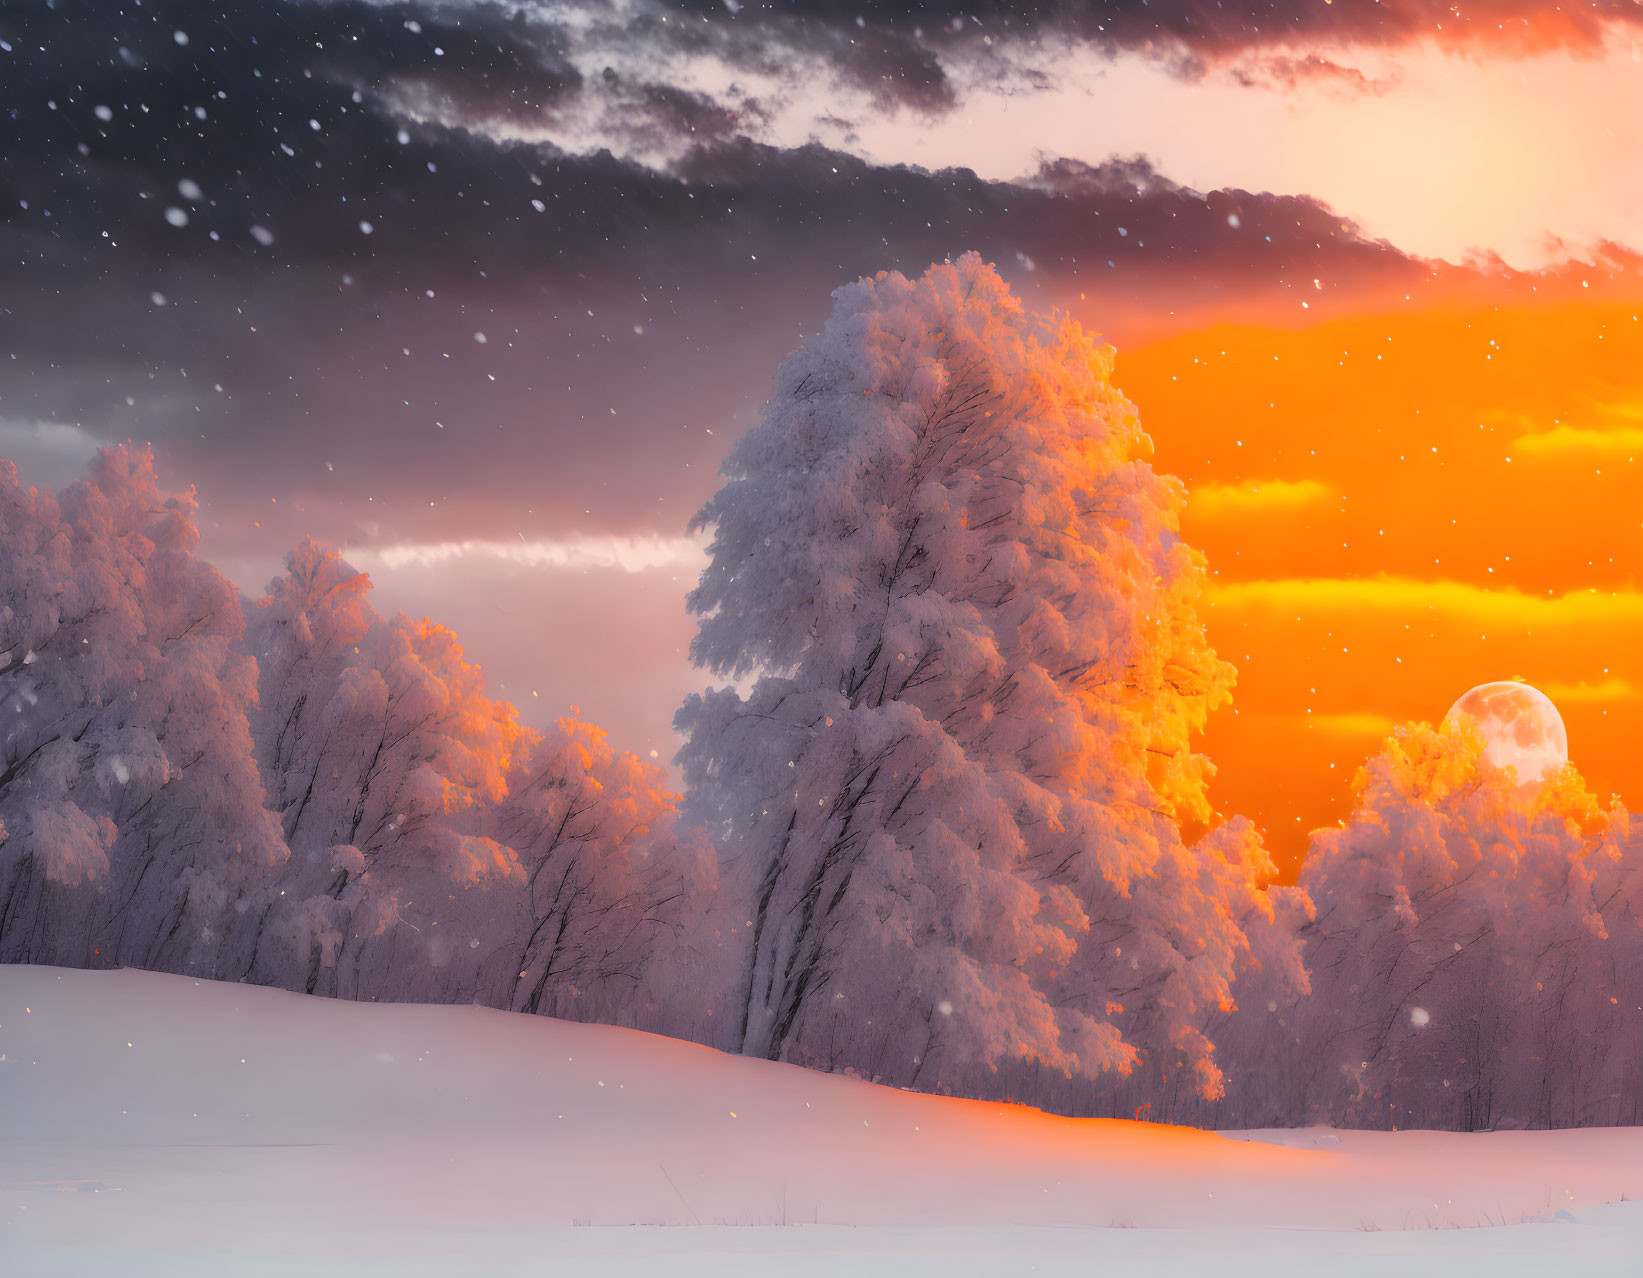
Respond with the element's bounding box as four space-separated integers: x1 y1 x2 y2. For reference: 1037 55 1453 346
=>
1283 717 1642 1129
0 446 286 975
677 254 1296 1103
476 718 717 1027
243 541 714 1022
243 540 527 998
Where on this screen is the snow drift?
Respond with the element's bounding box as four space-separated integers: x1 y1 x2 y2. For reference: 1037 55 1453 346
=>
2 965 1640 1277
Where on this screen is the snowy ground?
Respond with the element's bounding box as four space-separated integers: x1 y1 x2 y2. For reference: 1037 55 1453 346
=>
2 966 1639 1276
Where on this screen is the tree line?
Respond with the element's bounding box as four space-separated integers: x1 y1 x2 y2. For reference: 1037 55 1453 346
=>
2 254 1637 1128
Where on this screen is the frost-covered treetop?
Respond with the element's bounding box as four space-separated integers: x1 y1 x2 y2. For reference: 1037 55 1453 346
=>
687 250 1231 822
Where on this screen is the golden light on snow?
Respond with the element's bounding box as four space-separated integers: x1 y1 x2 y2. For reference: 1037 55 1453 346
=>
1443 681 1569 787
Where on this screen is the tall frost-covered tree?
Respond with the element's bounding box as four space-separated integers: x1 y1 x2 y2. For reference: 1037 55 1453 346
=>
0 446 286 974
1285 717 1642 1129
244 540 714 1021
677 254 1293 1101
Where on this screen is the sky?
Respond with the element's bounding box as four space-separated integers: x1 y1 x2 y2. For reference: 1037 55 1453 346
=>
5 0 1643 873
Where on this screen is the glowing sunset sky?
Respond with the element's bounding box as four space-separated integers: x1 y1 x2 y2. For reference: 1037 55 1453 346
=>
5 0 1642 871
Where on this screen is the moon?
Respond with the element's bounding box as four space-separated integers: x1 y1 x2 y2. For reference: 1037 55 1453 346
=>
1443 681 1568 787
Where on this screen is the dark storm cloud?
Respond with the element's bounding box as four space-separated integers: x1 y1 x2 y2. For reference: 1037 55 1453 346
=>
0 0 1426 570
818 25 956 113
600 78 771 152
1229 53 1398 96
667 0 1643 69
0 0 585 266
573 1 960 115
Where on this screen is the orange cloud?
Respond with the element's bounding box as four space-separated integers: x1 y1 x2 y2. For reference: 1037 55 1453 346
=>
1513 425 1643 457
1301 711 1398 738
1207 576 1643 628
1188 478 1332 519
1539 677 1640 703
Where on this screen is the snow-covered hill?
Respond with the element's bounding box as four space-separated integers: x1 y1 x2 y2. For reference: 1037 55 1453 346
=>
2 965 1639 1276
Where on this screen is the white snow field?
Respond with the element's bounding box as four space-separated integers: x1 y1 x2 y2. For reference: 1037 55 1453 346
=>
2 966 1639 1277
